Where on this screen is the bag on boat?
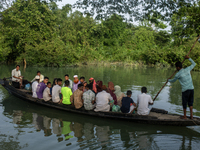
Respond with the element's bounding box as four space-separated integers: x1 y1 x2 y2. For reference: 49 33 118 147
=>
25 83 31 90
112 105 121 112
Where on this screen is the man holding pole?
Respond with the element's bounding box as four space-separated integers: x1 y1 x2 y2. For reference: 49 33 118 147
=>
168 55 196 119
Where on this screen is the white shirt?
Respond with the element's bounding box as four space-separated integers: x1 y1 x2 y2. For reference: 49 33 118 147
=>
43 87 51 101
32 81 38 98
94 90 112 112
137 93 153 115
12 69 21 82
31 74 44 83
52 85 61 103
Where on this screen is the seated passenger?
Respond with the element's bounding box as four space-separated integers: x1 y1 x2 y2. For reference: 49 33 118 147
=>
43 82 52 102
94 85 112 112
137 87 153 115
70 84 84 109
108 82 117 105
62 74 73 90
83 81 87 92
121 90 136 114
83 84 95 110
114 85 125 107
11 65 23 88
80 76 85 84
72 75 81 93
32 75 40 98
89 78 97 93
52 78 62 103
36 77 49 99
96 81 103 93
61 80 72 105
31 71 44 83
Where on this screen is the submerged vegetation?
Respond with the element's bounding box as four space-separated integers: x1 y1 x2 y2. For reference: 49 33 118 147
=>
0 0 200 69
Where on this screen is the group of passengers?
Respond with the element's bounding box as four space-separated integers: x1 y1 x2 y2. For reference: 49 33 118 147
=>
12 65 153 115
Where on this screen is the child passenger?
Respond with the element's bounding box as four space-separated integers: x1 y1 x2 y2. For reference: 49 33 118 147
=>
43 82 52 101
120 90 136 114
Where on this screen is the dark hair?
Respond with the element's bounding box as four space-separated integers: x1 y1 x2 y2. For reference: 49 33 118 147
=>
175 61 182 68
65 74 69 77
47 82 51 85
16 65 20 67
126 90 132 96
52 78 57 86
57 78 62 82
80 76 85 80
78 83 83 88
86 84 91 89
141 87 147 93
37 71 41 74
65 80 70 86
44 77 49 80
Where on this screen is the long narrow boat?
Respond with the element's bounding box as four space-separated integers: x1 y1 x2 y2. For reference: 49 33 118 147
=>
1 78 200 126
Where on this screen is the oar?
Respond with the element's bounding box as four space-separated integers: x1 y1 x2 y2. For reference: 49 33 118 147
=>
153 35 200 101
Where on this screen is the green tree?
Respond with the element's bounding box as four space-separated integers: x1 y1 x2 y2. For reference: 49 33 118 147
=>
74 0 194 22
170 1 200 45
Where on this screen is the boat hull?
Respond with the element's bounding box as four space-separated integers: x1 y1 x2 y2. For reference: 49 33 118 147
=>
1 79 200 126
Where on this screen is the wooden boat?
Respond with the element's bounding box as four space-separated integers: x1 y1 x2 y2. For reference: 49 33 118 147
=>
1 78 200 126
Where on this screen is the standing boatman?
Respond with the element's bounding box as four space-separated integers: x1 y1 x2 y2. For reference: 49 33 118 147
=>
168 55 196 119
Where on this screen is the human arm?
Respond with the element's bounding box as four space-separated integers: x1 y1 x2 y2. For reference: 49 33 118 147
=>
70 94 74 105
148 95 154 105
60 94 63 104
168 74 178 83
131 98 136 107
31 76 36 83
186 57 196 71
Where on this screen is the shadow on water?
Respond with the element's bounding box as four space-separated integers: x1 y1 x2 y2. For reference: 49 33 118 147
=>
1 95 200 150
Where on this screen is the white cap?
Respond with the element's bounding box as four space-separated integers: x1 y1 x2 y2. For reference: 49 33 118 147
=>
73 75 78 78
35 75 40 80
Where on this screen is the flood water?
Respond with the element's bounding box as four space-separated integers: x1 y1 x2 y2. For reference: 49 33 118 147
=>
0 65 200 150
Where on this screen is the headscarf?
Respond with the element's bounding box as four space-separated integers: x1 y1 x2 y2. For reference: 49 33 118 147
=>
96 81 103 93
114 85 123 98
89 78 97 93
102 85 107 91
108 82 117 105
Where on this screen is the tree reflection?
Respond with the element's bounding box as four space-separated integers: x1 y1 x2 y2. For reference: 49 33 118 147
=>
1 90 200 149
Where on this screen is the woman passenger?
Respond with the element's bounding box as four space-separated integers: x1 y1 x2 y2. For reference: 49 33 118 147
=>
108 82 117 105
89 78 97 93
96 81 103 93
114 85 125 107
83 81 87 92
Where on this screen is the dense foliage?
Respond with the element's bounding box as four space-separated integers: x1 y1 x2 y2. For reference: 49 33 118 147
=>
0 0 200 70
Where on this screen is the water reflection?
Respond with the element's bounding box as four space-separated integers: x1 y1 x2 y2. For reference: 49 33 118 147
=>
1 97 200 150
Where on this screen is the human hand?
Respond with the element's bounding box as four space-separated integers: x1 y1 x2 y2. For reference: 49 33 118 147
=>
185 55 190 59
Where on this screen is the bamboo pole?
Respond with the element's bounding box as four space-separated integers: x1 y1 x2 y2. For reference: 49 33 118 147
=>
153 35 200 101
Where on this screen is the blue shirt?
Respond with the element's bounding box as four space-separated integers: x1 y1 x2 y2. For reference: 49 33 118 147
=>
168 58 196 92
120 97 134 113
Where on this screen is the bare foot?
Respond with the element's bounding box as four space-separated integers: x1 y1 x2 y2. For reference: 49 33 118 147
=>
180 116 187 119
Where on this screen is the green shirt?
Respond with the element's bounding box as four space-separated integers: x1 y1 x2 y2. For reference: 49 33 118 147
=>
61 87 72 105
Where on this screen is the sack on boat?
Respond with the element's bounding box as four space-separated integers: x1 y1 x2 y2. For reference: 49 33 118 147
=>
25 83 31 90
112 105 121 112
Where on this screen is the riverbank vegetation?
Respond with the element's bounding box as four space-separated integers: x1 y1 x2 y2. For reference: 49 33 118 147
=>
0 0 200 70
